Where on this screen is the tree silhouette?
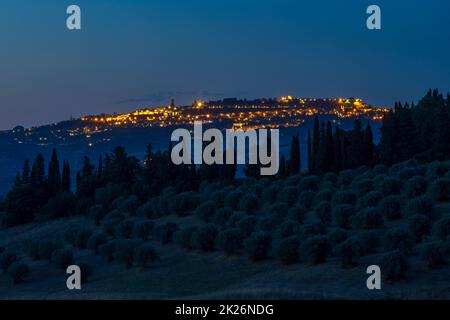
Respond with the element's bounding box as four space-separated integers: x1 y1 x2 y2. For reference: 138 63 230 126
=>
379 89 450 163
97 156 103 178
289 135 301 175
47 149 61 196
307 130 312 173
364 122 374 165
21 160 30 185
30 154 45 187
348 119 364 168
312 115 320 173
279 154 287 177
325 121 334 172
61 160 71 193
334 126 343 172
82 156 94 178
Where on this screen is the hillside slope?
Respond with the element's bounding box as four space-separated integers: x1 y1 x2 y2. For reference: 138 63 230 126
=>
1 160 450 299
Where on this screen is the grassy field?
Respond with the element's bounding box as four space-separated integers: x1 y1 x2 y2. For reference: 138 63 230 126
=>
1 211 450 299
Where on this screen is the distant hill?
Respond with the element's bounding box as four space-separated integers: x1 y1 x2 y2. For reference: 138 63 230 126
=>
0 97 386 196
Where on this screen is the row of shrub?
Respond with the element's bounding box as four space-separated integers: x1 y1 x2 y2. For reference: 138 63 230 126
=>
23 240 93 283
83 195 450 272
94 195 435 240
92 176 446 232
98 240 158 268
168 217 450 276
63 224 160 269
56 159 450 284
0 246 29 285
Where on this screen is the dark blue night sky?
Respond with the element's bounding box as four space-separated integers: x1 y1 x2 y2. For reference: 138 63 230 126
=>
0 0 449 129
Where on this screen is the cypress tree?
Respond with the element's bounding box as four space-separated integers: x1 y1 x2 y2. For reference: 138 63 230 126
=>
325 121 334 172
82 156 94 177
144 143 153 168
143 144 153 186
47 149 61 195
21 159 30 185
397 108 418 161
415 91 437 156
75 156 97 197
167 140 176 180
61 160 71 192
317 122 327 174
334 126 343 172
189 164 198 184
289 135 301 175
31 154 45 187
432 104 450 160
13 172 22 188
380 110 397 165
349 119 364 168
199 139 218 181
102 154 112 182
279 154 286 177
108 146 139 186
230 148 237 181
243 162 260 178
364 122 374 165
341 130 349 169
75 172 81 195
243 142 261 179
307 129 312 173
222 150 236 182
98 156 103 178
312 115 320 173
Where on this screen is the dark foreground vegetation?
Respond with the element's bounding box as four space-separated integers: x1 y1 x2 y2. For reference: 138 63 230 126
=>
0 89 450 298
